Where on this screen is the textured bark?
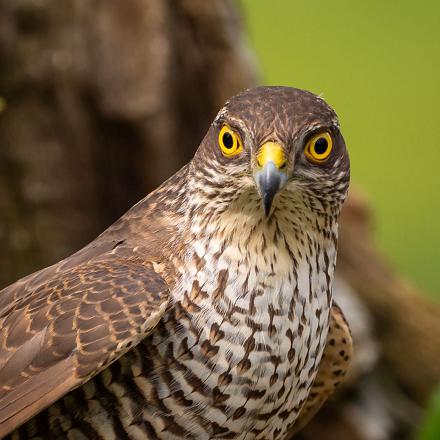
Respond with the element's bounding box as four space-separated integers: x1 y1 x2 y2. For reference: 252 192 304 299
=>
0 1 438 439
0 0 256 286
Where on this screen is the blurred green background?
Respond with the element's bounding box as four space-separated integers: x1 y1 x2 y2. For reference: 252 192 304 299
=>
241 0 440 297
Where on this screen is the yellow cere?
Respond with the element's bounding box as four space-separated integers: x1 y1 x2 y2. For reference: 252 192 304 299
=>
304 132 333 163
257 142 287 169
218 125 243 157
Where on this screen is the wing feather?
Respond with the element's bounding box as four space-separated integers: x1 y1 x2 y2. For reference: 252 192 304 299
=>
0 258 169 438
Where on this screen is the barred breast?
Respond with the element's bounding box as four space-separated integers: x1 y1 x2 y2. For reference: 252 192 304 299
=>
8 202 336 440
9 297 329 440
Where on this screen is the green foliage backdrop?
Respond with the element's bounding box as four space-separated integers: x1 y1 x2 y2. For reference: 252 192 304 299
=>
241 0 440 296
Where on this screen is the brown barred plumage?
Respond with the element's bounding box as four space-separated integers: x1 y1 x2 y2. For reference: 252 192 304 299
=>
0 87 351 439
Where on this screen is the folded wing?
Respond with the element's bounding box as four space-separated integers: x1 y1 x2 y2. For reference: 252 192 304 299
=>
0 258 169 438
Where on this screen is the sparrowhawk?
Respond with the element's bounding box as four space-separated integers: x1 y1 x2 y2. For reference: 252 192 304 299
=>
0 86 352 439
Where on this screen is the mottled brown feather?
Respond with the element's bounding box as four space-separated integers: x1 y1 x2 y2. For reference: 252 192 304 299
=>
0 259 169 438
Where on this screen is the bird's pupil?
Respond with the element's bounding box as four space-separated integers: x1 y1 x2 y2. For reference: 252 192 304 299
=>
314 137 328 155
223 132 234 149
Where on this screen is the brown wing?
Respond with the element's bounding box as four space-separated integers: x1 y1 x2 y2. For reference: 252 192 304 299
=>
286 302 353 438
0 258 169 438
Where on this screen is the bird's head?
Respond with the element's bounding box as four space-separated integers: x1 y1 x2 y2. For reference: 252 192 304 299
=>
192 86 350 219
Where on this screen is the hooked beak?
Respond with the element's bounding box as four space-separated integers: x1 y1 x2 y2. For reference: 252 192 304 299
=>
254 142 288 216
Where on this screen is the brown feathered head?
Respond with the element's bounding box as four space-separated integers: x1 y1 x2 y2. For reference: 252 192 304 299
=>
191 86 350 218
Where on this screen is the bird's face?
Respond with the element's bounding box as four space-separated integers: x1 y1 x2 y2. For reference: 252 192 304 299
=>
194 86 350 217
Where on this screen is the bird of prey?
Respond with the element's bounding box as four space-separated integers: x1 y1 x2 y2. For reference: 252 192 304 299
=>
0 86 352 440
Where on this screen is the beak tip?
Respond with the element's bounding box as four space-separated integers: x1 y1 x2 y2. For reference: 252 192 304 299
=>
263 194 273 217
255 161 287 217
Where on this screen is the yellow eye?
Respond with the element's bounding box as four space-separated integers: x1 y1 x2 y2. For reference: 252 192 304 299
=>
304 132 333 163
218 125 243 157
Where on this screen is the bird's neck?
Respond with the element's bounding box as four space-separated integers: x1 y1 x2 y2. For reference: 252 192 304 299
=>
171 178 339 323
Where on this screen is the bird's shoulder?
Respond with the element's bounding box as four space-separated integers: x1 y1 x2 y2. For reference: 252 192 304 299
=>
0 163 189 312
0 166 191 437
